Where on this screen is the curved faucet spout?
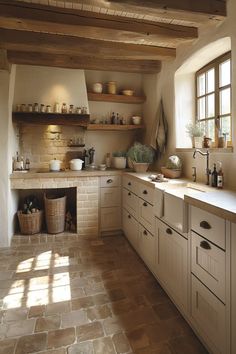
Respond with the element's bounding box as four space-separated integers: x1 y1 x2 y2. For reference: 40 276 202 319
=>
192 149 210 185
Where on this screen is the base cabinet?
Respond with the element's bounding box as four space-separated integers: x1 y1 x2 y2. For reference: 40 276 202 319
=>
155 217 188 313
191 275 226 354
122 208 139 251
139 224 155 272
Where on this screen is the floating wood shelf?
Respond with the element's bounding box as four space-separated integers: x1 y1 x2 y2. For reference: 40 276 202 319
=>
12 112 90 126
87 124 145 131
87 92 146 104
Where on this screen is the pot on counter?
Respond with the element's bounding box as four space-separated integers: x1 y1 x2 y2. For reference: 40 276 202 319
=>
69 159 84 171
49 159 62 172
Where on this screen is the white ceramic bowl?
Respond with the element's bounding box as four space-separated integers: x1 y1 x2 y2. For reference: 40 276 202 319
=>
122 90 134 96
92 82 103 93
132 116 142 125
99 164 107 171
69 159 84 171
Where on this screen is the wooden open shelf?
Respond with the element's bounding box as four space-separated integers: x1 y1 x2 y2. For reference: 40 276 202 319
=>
12 112 90 126
87 124 144 131
87 92 146 104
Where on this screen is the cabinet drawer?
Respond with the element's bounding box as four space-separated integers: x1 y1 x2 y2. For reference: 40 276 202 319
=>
101 207 121 231
191 231 226 303
139 199 154 234
191 206 226 250
139 224 155 272
100 175 121 188
101 187 121 207
122 188 139 219
122 176 139 195
138 184 154 205
191 275 226 354
122 209 139 251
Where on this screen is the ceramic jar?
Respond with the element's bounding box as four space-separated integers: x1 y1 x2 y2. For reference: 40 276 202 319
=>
107 81 117 94
49 159 62 171
92 82 103 94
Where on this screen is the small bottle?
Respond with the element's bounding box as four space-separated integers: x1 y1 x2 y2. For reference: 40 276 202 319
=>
54 102 60 113
111 112 115 124
46 105 51 113
116 113 119 125
33 103 39 112
61 103 67 113
40 104 45 113
211 163 218 187
76 107 82 114
20 156 24 170
217 162 224 189
25 158 30 171
69 105 74 114
106 153 111 168
28 104 33 112
21 104 26 112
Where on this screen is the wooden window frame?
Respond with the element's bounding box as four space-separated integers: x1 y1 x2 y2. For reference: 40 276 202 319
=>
195 51 232 148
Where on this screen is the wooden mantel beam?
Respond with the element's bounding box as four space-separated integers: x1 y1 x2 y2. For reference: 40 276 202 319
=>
0 1 197 47
0 28 176 60
7 50 162 74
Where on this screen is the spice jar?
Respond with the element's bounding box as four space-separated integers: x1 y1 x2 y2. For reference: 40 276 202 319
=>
46 105 51 113
21 104 26 112
69 105 74 114
76 107 82 114
107 81 117 94
28 104 33 112
61 103 67 113
54 102 60 113
92 82 103 93
40 104 45 113
33 103 39 112
203 136 212 148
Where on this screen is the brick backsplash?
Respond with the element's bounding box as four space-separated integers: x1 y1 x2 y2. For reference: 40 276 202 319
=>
19 124 85 169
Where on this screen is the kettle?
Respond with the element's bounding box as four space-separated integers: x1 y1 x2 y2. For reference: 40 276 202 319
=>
49 158 62 171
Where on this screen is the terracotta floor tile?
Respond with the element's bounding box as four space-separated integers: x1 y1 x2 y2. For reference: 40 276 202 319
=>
4 308 28 322
37 349 66 354
76 321 104 342
47 327 75 349
6 318 36 338
126 327 150 351
46 301 71 316
61 309 88 328
28 304 45 318
67 341 94 354
0 338 17 354
87 304 112 321
15 332 47 354
168 335 209 354
93 336 116 354
112 332 131 353
35 314 61 332
71 296 94 310
153 301 181 321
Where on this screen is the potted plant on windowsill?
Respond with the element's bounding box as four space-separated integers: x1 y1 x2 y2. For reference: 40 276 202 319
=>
127 142 155 173
186 122 203 148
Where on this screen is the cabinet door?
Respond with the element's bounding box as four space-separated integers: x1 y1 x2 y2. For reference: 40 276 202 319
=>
122 188 139 219
139 199 154 234
191 275 226 354
155 218 187 312
101 207 121 231
101 187 121 207
122 209 139 251
139 225 155 273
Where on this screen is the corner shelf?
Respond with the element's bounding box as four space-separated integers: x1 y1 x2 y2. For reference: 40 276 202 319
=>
12 112 90 126
87 124 144 131
87 92 146 104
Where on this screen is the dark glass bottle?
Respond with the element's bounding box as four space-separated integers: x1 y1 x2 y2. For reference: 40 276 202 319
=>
211 163 218 187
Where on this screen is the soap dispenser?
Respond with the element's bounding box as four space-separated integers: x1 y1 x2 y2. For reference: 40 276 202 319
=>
217 162 224 189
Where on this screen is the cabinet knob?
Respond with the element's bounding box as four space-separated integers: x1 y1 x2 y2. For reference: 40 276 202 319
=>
128 214 131 219
128 182 131 186
200 221 211 229
143 190 148 195
166 228 172 235
143 202 148 207
143 230 148 236
200 240 211 250
107 179 113 184
128 192 131 196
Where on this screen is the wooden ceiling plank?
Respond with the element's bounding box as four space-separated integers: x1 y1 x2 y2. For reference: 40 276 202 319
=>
0 28 176 60
0 49 10 71
7 50 162 73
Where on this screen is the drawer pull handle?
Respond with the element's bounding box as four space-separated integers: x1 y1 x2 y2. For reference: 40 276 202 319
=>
128 182 131 186
143 202 148 207
128 214 131 219
166 228 172 235
200 221 211 229
143 190 148 195
128 192 131 196
143 230 148 236
107 179 113 184
200 240 211 250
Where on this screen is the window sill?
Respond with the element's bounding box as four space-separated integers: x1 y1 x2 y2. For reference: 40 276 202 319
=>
176 147 233 153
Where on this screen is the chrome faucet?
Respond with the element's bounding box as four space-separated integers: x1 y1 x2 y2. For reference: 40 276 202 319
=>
193 149 210 185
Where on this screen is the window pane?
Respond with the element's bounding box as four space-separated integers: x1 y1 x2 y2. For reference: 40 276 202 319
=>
206 68 215 93
219 59 231 87
206 119 215 142
198 97 205 119
206 94 215 118
220 116 231 140
220 88 231 115
197 73 205 96
199 121 206 136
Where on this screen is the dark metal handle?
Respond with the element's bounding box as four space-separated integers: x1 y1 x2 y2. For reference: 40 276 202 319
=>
200 221 211 230
128 214 131 219
143 230 148 236
143 190 148 195
128 192 131 196
166 228 172 235
143 202 148 207
128 182 131 186
200 240 211 250
107 179 113 184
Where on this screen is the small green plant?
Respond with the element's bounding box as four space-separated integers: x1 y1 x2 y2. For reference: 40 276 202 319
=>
112 151 127 158
186 122 203 138
127 142 154 163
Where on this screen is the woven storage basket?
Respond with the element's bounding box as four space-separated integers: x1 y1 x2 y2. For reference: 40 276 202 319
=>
44 194 66 234
17 210 43 235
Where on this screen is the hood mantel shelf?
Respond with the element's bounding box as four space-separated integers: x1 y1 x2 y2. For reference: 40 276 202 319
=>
12 111 90 127
87 92 146 104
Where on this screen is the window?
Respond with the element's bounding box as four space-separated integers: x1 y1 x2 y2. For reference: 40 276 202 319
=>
196 52 232 147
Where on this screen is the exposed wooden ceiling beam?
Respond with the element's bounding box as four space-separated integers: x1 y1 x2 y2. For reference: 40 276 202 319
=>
7 50 161 73
0 28 176 60
0 49 10 71
0 1 197 47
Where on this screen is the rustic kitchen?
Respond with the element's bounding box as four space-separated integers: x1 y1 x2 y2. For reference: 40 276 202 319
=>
0 0 236 353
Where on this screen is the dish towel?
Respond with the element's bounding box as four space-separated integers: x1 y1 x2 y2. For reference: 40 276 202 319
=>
150 99 168 157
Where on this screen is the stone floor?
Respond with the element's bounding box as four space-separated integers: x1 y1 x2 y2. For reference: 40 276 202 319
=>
0 233 208 354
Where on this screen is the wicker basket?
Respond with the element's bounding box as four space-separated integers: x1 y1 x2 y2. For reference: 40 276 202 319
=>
44 194 66 234
17 210 43 235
